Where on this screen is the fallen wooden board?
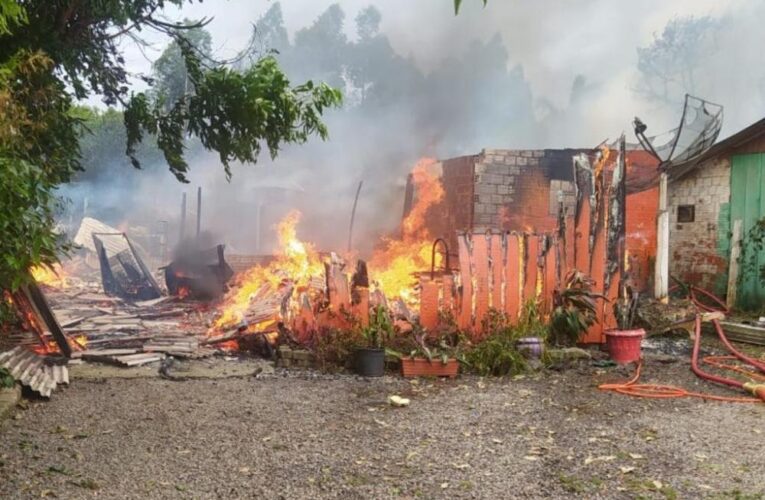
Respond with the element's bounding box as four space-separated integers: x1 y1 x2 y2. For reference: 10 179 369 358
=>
118 353 165 366
81 351 164 367
135 296 174 308
77 294 123 303
73 348 141 359
57 316 87 328
720 321 765 346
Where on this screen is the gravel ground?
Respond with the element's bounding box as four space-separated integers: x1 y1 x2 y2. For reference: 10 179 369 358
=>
1 358 764 499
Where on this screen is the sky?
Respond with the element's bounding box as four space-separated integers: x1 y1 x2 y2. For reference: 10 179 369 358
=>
78 0 765 255
117 0 741 141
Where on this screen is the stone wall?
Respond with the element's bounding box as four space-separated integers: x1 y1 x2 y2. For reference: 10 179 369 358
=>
668 156 731 294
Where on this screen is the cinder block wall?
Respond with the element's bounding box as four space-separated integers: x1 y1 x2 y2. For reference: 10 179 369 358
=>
472 149 576 232
668 157 731 294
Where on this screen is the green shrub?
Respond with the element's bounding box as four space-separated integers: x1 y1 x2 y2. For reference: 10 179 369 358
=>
460 302 552 376
0 367 14 389
311 327 361 370
549 270 603 346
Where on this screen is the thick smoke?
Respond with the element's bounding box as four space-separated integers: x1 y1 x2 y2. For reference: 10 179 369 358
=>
61 0 765 262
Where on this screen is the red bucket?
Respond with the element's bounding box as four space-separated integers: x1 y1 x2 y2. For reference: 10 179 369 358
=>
605 329 645 364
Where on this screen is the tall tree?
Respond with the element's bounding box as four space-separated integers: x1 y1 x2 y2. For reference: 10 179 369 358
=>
0 1 341 292
292 4 348 90
635 16 719 106
151 21 212 111
238 2 291 69
355 5 381 41
346 6 382 105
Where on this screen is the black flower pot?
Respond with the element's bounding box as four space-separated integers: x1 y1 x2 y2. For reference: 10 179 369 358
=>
354 348 385 377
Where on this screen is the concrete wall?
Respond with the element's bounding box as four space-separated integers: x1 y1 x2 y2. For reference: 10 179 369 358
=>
668 157 731 294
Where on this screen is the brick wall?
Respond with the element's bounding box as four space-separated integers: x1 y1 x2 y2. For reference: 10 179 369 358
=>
441 155 477 249
668 156 731 293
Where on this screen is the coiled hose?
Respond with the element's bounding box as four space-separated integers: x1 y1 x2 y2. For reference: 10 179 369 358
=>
599 286 765 403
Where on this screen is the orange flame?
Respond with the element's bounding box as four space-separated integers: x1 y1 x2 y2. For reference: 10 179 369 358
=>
30 264 68 288
213 210 323 329
368 158 444 304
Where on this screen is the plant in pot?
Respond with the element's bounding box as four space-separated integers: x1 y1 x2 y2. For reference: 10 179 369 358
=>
395 324 461 378
354 305 394 377
549 270 605 347
606 281 644 364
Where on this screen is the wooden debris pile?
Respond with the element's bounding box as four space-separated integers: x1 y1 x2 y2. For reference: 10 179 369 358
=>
36 281 216 365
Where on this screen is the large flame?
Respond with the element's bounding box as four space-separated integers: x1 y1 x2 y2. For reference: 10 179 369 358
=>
368 158 444 303
212 158 444 332
30 264 68 288
213 210 323 329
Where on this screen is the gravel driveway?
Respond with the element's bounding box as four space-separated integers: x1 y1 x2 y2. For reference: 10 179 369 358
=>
0 359 764 499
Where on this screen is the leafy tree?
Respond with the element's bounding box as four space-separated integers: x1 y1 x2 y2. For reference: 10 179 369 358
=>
635 16 719 105
292 4 348 90
355 5 381 41
151 21 212 111
347 6 383 105
0 1 341 293
0 0 24 34
243 2 290 63
74 107 165 184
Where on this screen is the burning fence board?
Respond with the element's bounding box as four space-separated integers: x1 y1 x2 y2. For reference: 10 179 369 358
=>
12 281 72 358
450 231 555 334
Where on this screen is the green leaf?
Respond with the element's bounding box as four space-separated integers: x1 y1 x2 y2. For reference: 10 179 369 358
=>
455 0 488 14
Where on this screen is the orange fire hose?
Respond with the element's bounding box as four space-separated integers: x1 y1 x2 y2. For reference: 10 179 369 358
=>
599 287 765 403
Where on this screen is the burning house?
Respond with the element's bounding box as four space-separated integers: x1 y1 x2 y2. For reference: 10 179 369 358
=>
436 147 660 292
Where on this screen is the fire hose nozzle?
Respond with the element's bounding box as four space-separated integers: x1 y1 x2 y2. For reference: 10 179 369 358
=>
743 382 765 402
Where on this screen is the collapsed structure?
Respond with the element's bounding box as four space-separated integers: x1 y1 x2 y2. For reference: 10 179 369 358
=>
12 94 765 398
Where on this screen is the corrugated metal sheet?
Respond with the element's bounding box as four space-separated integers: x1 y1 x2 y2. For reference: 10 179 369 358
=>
0 347 69 398
74 217 128 255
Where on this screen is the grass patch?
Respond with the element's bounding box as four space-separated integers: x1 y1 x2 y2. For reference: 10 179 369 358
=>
72 479 100 490
47 465 71 476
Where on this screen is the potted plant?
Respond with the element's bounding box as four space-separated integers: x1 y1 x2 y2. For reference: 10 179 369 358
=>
549 270 605 346
606 282 644 364
354 306 393 377
397 326 460 378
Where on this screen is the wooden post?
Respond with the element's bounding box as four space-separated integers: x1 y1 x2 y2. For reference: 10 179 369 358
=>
726 219 743 310
196 187 202 238
402 173 414 221
348 181 363 253
654 172 669 301
179 192 187 242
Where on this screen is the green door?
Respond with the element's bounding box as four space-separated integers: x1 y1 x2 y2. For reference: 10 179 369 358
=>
730 153 765 310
